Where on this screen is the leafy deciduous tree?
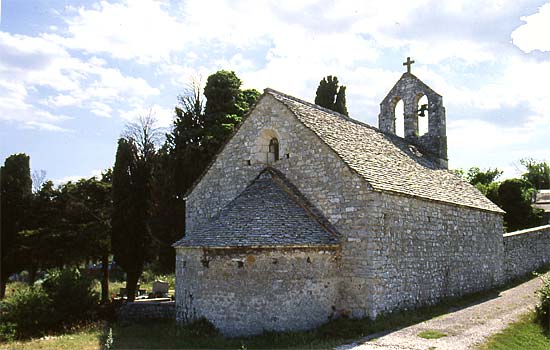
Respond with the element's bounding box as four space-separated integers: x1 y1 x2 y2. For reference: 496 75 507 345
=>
520 158 550 190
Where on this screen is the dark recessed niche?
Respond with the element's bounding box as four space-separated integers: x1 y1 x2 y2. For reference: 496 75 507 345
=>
285 153 290 159
306 257 312 264
237 261 244 268
201 259 209 268
246 160 251 165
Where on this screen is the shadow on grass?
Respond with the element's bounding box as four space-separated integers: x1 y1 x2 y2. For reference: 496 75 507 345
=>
103 267 549 349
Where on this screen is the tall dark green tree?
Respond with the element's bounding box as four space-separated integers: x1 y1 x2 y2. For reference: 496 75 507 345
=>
497 178 544 231
63 174 112 302
314 75 349 116
155 71 259 271
18 180 61 284
335 85 348 116
1 154 32 298
112 114 158 301
166 71 259 198
203 70 260 153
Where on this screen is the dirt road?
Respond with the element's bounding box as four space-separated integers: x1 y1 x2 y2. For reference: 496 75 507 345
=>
338 276 542 350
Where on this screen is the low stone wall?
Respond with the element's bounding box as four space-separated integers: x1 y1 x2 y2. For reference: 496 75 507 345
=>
117 301 175 323
503 225 550 280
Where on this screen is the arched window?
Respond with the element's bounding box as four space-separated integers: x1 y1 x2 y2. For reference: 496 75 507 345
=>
269 138 279 162
253 129 282 164
394 98 405 137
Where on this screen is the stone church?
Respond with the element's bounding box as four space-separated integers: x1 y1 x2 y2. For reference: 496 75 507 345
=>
173 64 506 336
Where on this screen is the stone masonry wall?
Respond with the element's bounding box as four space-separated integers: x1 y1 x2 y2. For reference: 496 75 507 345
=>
503 225 550 280
185 94 371 235
117 301 175 323
180 92 508 332
341 191 505 319
183 93 374 330
175 247 340 336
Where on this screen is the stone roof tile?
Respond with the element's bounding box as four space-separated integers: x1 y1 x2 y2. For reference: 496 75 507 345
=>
174 169 340 248
266 88 504 213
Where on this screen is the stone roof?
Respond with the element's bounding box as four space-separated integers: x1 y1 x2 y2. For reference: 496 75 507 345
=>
265 88 504 213
174 168 340 248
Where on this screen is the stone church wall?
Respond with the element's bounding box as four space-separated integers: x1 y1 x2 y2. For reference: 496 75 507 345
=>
181 94 375 335
341 192 505 319
175 247 340 336
503 225 550 280
180 92 515 334
185 94 371 237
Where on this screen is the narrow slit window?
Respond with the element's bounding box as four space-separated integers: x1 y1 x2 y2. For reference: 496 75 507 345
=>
269 138 279 161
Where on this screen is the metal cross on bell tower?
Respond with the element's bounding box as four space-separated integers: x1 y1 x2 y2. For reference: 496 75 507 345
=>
403 57 415 73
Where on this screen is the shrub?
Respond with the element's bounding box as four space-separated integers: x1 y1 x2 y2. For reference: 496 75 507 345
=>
41 268 99 327
535 273 550 330
0 322 17 342
0 285 53 338
0 269 100 340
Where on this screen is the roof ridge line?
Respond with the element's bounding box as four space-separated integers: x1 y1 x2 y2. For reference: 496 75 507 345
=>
264 88 415 144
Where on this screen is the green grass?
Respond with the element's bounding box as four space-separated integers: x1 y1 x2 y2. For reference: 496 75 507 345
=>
418 330 447 339
0 322 105 350
480 313 550 350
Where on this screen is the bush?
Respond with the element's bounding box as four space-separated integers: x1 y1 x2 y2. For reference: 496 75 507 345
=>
0 322 17 342
535 273 550 329
0 285 53 338
0 268 100 340
41 268 99 327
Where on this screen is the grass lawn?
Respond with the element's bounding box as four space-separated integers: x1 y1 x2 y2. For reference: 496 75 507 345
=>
417 330 447 339
480 313 550 350
0 323 105 350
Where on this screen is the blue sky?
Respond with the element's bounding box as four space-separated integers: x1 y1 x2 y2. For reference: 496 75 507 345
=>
0 0 549 183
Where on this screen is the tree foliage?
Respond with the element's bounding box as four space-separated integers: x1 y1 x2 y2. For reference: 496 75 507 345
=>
112 114 159 301
457 166 544 232
151 71 260 272
497 178 544 232
520 158 550 190
314 75 348 116
1 154 32 298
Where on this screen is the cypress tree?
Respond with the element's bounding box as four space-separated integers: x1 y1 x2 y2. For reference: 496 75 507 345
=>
0 154 32 298
111 138 153 302
335 85 348 116
314 75 349 116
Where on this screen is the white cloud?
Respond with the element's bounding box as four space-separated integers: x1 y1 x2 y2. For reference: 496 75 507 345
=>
119 104 174 129
0 31 159 130
0 80 71 131
54 169 103 185
511 3 550 53
52 0 188 63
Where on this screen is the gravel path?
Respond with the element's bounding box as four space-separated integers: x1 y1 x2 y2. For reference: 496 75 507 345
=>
337 276 543 350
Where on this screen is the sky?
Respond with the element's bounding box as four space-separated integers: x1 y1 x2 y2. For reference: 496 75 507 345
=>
0 0 549 184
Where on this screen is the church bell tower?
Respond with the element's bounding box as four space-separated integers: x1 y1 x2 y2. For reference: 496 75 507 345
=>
378 57 448 169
